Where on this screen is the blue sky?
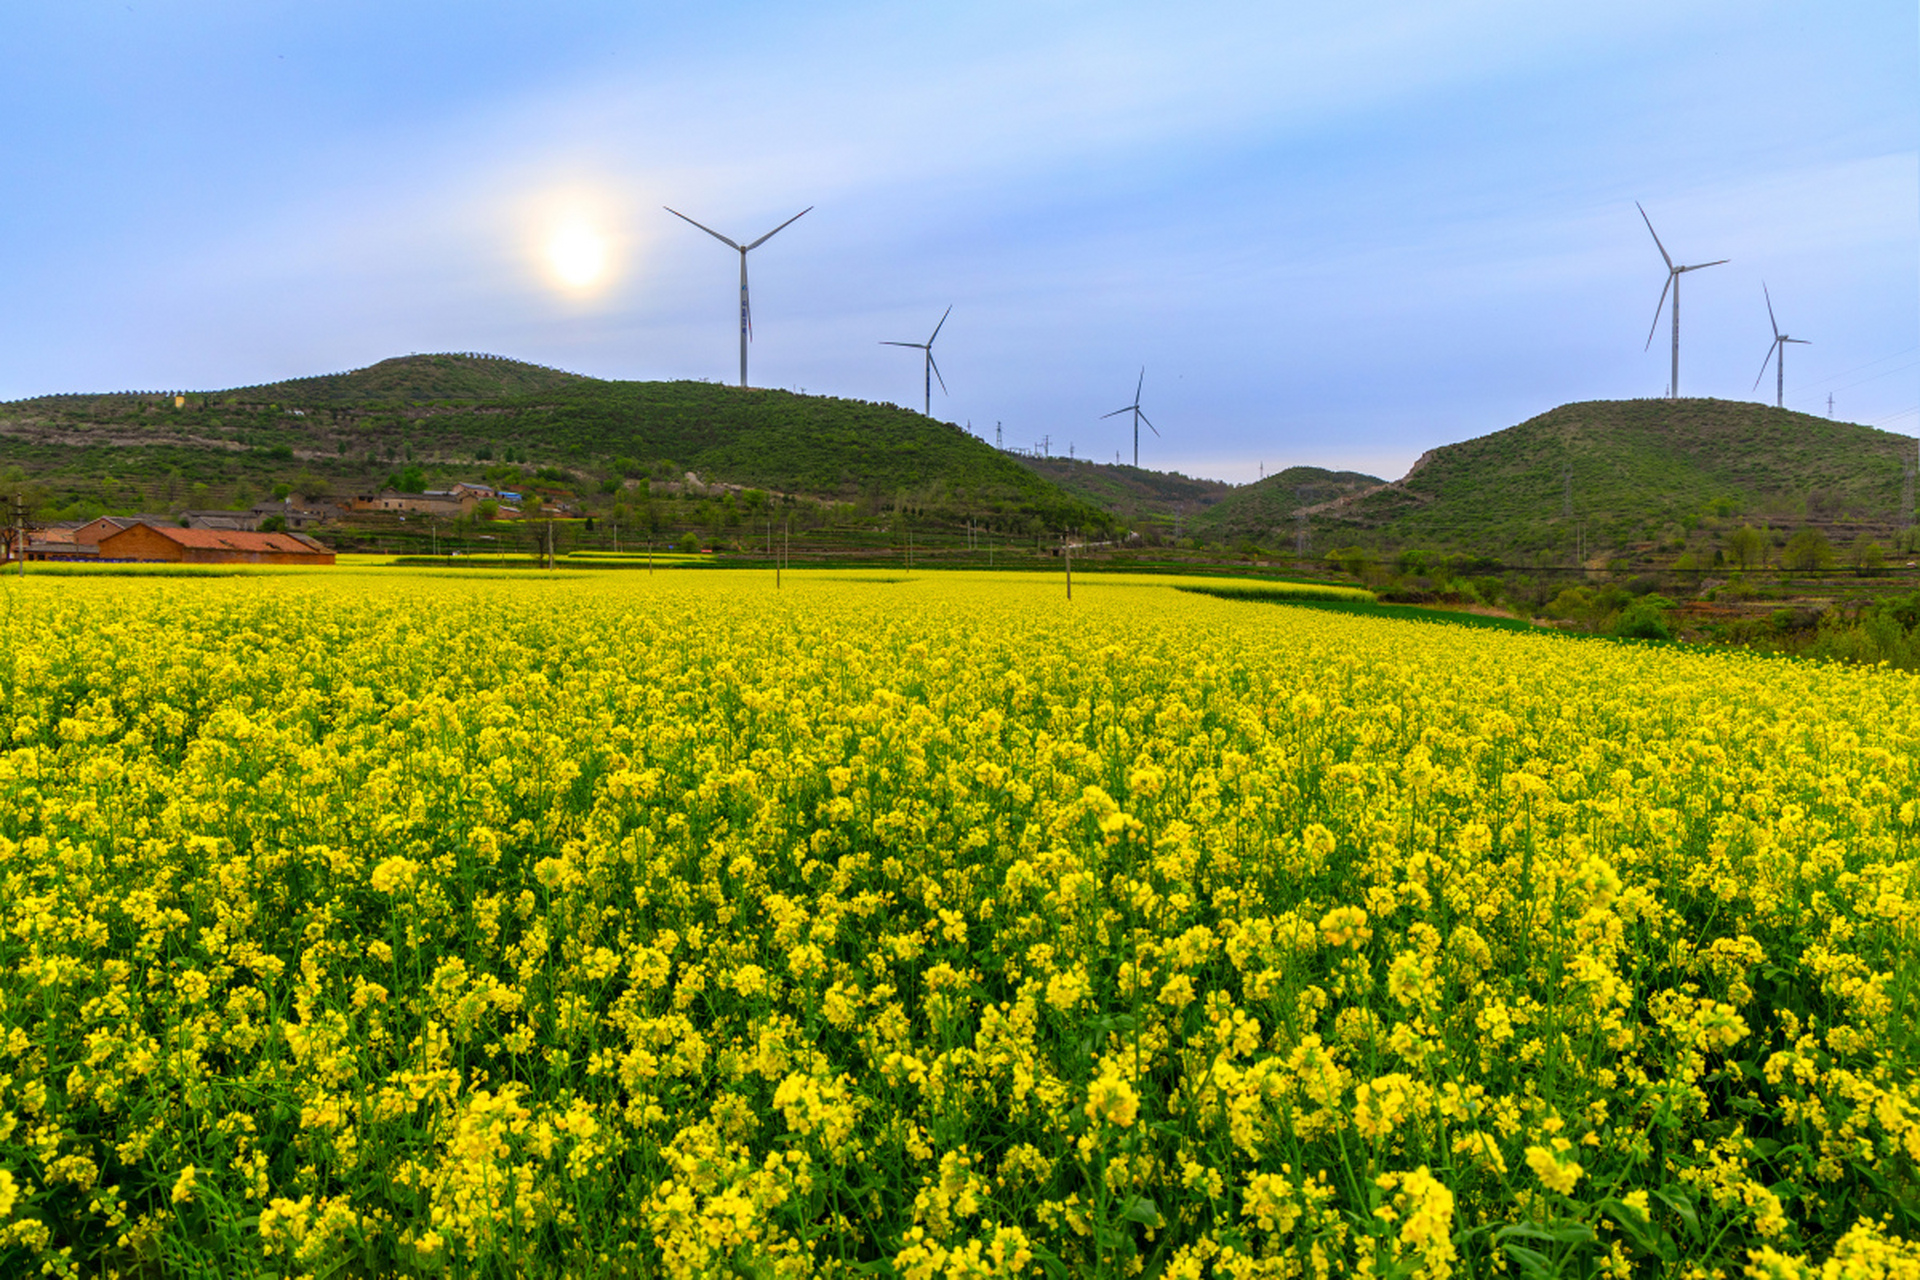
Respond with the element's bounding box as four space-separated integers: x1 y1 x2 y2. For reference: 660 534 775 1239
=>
1 1 1914 481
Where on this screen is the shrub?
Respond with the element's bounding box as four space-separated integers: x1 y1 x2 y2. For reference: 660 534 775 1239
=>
1610 594 1675 641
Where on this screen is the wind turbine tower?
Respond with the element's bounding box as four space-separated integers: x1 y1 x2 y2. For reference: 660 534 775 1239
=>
1752 284 1809 409
664 205 812 388
881 306 951 416
1101 367 1159 467
1637 202 1727 398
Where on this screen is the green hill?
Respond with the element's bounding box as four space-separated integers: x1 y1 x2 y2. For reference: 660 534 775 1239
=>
1345 399 1916 561
1014 456 1235 526
223 352 592 405
0 354 1103 527
1190 466 1386 542
1197 399 1915 564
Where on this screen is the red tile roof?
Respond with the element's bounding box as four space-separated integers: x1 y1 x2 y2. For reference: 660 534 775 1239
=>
116 525 328 554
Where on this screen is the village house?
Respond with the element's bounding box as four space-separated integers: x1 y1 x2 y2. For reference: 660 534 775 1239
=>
359 489 479 517
14 525 98 562
248 498 342 531
182 510 258 531
72 515 174 545
97 524 336 565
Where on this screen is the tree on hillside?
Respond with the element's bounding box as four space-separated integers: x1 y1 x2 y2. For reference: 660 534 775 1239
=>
1726 525 1765 571
1781 528 1836 572
1851 537 1887 576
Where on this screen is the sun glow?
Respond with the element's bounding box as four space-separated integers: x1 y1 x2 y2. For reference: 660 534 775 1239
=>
545 218 610 291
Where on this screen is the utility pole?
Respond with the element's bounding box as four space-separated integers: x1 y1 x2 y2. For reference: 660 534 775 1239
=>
995 422 1003 449
1827 393 1834 418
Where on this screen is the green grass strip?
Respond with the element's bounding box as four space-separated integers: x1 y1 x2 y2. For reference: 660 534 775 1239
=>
1177 585 1540 631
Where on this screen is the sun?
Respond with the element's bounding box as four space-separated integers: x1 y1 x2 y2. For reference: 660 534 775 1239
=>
545 218 609 292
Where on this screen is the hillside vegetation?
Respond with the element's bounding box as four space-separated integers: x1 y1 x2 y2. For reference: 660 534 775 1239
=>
1189 465 1386 542
1014 455 1235 527
0 354 1101 527
221 352 592 405
1268 399 1916 564
9 365 1915 569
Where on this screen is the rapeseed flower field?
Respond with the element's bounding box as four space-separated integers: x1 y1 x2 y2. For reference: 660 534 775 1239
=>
0 569 1915 1278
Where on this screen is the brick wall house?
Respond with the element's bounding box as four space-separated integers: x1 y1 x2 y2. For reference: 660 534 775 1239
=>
97 524 336 565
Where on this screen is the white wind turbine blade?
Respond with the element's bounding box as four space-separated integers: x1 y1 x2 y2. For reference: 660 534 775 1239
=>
1644 273 1673 351
1753 340 1779 391
928 350 948 395
1139 411 1159 437
927 305 952 346
664 207 740 250
1763 282 1780 341
744 206 812 251
1636 202 1673 269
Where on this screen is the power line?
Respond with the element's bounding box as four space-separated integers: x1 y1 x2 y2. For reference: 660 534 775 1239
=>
1812 359 1920 401
1792 345 1920 393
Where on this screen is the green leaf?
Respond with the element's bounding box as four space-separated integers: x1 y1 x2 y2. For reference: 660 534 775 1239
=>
1499 1242 1556 1280
1654 1188 1702 1243
1117 1195 1164 1228
1495 1222 1596 1246
1599 1198 1675 1263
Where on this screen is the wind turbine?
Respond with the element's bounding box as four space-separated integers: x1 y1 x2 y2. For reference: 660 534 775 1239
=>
881 306 951 416
1637 202 1727 399
664 205 812 388
1752 283 1809 409
1101 367 1158 467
